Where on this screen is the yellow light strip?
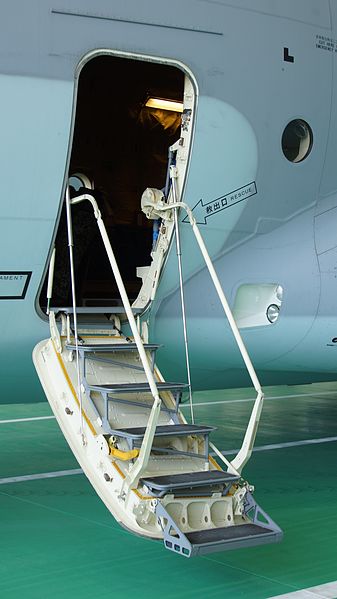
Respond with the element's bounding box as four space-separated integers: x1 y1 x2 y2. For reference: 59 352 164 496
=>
145 97 183 113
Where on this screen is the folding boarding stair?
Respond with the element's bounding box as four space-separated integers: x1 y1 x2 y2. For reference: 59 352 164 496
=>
61 336 282 558
34 182 282 558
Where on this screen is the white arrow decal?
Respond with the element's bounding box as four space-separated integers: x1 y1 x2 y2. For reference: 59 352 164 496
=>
183 182 257 225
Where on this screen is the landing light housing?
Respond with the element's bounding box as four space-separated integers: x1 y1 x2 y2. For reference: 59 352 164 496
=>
233 284 283 329
266 304 280 324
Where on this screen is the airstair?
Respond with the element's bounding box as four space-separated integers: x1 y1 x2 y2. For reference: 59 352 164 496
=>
33 170 282 558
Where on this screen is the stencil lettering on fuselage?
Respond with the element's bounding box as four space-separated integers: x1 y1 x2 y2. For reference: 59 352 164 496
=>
315 34 337 53
0 272 32 299
184 181 257 225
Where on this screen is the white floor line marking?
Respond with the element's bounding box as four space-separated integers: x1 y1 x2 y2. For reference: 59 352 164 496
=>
268 579 337 598
217 435 337 456
181 390 337 408
0 415 55 424
3 435 337 486
2 390 336 422
0 469 83 485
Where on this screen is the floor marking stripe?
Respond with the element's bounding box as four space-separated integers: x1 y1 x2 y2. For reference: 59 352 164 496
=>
268 579 337 598
0 469 83 485
2 435 337 485
219 436 337 456
181 390 337 408
0 415 55 424
2 389 336 423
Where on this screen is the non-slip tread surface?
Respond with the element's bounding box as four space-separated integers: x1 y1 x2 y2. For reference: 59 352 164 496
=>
141 470 238 490
89 381 189 393
65 343 160 352
186 523 274 545
112 423 216 438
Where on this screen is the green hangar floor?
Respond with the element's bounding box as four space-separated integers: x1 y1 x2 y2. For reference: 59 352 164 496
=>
1 382 336 599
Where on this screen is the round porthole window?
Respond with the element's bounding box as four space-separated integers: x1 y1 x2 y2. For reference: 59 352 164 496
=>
281 119 313 163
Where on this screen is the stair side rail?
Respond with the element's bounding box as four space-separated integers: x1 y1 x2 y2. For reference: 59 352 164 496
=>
69 191 162 492
150 167 264 474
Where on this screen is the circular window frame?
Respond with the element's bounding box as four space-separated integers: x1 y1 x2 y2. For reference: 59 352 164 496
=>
281 119 313 163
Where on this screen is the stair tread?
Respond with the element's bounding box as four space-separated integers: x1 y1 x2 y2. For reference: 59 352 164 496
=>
66 343 161 352
110 423 216 439
56 307 143 314
141 470 239 491
89 381 189 393
186 523 275 545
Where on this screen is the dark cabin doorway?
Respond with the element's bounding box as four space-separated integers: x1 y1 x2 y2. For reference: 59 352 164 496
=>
39 53 185 311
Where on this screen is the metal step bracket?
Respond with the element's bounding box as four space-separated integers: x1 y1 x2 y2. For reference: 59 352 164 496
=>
155 500 193 558
243 491 282 535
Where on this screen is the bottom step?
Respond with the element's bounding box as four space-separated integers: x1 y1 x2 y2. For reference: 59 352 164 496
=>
185 523 282 556
156 499 283 558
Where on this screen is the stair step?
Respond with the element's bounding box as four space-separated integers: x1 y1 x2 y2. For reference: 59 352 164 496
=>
56 307 143 314
141 470 239 494
184 523 282 556
110 423 215 440
88 381 189 394
66 342 161 353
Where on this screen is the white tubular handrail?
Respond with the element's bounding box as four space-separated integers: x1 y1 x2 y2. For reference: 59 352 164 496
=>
173 204 195 425
70 193 161 490
158 181 264 473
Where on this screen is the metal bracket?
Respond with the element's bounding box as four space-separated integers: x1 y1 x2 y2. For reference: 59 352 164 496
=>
244 491 283 535
155 501 192 558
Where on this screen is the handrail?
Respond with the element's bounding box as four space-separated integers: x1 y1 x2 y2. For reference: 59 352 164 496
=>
156 167 265 473
69 192 162 491
173 203 195 425
70 181 264 475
